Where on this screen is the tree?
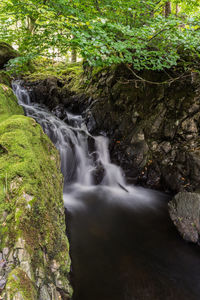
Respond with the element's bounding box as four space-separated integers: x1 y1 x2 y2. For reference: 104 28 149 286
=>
165 1 171 17
0 0 200 71
176 4 180 16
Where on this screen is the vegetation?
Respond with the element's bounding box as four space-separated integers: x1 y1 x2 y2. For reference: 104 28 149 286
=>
0 0 200 72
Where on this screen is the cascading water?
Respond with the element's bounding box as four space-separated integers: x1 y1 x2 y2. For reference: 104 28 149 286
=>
12 81 126 191
13 81 200 300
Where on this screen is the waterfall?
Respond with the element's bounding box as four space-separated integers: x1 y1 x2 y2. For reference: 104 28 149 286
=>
12 81 200 300
12 81 127 195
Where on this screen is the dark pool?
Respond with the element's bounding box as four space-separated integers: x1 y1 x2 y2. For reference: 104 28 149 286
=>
65 185 200 300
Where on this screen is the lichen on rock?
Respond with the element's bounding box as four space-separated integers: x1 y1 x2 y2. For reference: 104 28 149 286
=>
0 83 71 299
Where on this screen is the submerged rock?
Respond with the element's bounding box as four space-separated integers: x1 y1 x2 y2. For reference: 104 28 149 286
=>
169 192 200 243
0 84 71 299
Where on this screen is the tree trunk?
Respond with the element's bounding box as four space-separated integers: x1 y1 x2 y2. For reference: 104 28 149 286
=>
71 48 77 63
95 0 101 13
176 4 180 16
165 1 171 17
27 16 36 34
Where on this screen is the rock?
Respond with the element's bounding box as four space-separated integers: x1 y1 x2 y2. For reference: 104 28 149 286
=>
2 248 9 258
86 113 96 133
182 118 198 133
0 279 6 289
15 238 25 249
0 42 18 69
39 285 51 300
159 141 171 154
169 192 200 243
151 107 166 134
131 130 145 144
188 151 200 182
0 84 71 298
164 122 177 139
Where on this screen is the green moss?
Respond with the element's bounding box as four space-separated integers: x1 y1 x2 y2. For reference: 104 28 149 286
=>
90 65 108 77
24 57 83 82
0 113 68 253
0 83 71 297
0 84 23 123
6 268 37 300
0 71 11 86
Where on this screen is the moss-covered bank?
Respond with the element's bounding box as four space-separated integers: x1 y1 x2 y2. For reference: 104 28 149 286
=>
0 83 71 299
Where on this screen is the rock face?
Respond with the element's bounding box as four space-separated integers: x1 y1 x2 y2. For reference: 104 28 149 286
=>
0 84 71 299
0 42 18 69
169 192 200 243
84 66 200 193
25 64 200 193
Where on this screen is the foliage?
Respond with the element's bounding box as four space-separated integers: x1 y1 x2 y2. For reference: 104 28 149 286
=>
0 0 200 71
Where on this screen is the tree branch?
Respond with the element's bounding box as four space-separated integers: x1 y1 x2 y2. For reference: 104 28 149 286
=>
125 64 191 85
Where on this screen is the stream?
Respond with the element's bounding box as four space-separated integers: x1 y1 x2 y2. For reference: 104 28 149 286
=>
13 81 200 300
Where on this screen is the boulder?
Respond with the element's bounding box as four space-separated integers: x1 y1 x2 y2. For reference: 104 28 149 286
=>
0 42 18 69
168 192 200 243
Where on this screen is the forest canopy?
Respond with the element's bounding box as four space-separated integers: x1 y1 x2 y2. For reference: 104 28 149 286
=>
0 0 200 71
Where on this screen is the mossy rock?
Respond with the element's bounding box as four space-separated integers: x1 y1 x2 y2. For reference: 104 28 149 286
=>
0 42 18 69
0 84 71 299
0 71 11 86
6 268 37 300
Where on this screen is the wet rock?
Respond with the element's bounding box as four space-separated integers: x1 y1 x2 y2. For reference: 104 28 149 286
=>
169 192 200 243
86 112 96 133
25 77 63 109
52 104 66 119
